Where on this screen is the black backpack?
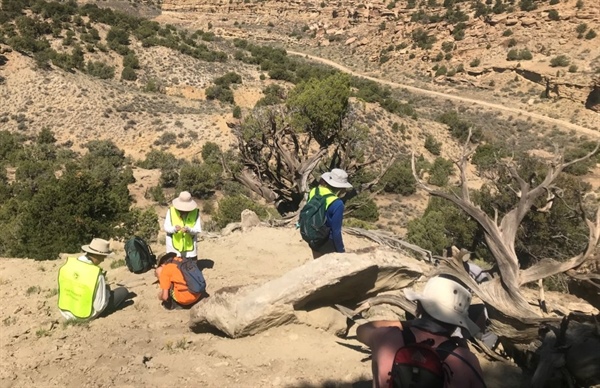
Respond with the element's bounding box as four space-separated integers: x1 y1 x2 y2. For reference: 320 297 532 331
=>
298 187 336 249
124 236 156 274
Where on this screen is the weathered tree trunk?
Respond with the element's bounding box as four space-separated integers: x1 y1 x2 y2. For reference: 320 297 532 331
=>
410 132 600 343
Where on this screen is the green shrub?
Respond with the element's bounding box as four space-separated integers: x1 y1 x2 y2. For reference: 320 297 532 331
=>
214 195 268 228
437 111 482 142
428 157 454 186
471 143 507 171
411 28 436 49
519 0 537 11
576 23 588 35
205 85 234 104
232 105 242 119
138 150 180 170
346 192 379 222
502 29 513 37
585 29 597 39
146 185 166 204
469 58 480 67
123 52 140 69
568 64 578 73
214 72 242 87
519 49 532 60
547 9 560 21
441 41 454 53
435 65 447 76
154 132 177 146
121 66 137 81
550 55 570 67
177 163 220 198
86 60 114 79
424 134 442 155
507 49 532 61
380 159 417 196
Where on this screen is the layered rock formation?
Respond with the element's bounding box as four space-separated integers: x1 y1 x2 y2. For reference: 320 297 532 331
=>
160 0 600 111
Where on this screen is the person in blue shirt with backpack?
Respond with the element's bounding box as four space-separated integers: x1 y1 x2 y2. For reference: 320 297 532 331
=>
306 168 353 259
356 275 486 388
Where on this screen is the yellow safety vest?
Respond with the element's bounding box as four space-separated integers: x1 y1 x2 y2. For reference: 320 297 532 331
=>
57 257 101 319
169 207 199 252
308 186 339 209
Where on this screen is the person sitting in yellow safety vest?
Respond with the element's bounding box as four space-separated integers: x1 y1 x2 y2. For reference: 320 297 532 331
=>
58 238 131 321
164 191 202 260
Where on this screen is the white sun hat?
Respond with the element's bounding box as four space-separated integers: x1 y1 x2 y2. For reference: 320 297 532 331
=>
172 191 198 212
404 276 480 336
320 168 353 189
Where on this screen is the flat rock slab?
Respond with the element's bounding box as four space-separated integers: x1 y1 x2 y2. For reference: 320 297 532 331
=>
189 249 425 337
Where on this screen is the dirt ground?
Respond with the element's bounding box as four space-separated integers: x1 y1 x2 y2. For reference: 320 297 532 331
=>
0 225 527 388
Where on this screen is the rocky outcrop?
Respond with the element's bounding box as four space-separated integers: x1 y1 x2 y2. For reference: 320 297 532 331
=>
189 249 425 337
159 0 600 110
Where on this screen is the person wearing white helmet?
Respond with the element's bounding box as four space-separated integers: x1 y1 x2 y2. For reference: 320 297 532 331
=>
356 275 486 388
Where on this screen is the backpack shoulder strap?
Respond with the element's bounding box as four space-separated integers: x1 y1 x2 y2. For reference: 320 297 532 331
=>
435 339 487 388
400 325 417 346
435 338 460 361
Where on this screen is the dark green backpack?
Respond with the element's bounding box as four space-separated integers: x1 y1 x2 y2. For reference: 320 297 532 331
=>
124 236 156 274
299 187 335 249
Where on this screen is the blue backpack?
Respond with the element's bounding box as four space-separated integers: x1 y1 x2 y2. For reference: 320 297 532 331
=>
172 258 206 294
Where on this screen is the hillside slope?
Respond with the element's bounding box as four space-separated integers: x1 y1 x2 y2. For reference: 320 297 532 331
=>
0 226 528 388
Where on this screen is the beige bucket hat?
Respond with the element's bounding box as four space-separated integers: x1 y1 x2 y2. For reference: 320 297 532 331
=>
404 276 480 336
172 191 198 212
321 168 353 189
81 238 113 256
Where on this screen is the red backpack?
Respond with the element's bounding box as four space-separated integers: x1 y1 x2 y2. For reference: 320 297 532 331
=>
389 327 460 388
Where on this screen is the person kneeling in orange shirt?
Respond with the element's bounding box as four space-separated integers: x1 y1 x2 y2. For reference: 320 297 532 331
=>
155 252 205 310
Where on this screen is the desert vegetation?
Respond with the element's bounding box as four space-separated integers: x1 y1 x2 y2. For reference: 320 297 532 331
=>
1 0 599 386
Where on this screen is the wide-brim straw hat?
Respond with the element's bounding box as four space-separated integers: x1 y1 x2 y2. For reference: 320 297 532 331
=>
81 238 113 256
404 276 480 336
321 168 353 189
172 191 198 212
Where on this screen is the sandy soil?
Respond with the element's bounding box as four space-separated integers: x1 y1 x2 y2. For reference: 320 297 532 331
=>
0 224 527 388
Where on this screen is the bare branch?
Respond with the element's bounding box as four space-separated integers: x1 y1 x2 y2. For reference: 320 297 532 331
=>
520 208 600 285
344 227 433 262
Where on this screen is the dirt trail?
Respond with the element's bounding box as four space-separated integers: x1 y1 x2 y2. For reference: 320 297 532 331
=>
287 51 600 139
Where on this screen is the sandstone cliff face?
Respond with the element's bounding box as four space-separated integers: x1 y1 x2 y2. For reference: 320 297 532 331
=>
160 0 599 110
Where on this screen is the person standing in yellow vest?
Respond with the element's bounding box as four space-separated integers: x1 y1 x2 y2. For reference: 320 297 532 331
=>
58 238 131 321
164 191 202 260
309 168 353 259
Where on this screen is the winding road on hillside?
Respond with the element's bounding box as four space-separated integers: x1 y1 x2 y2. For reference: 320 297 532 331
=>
287 50 600 139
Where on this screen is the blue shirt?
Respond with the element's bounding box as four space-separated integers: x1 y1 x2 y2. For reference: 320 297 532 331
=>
326 198 345 252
